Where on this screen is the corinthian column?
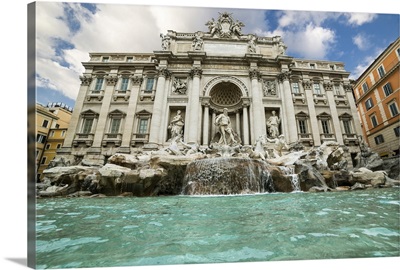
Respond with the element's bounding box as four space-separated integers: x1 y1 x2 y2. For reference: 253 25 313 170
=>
242 104 250 145
187 67 202 144
148 68 170 145
92 74 118 149
62 75 93 150
249 68 266 143
120 75 143 152
303 80 321 146
278 71 297 143
202 99 210 146
324 82 344 145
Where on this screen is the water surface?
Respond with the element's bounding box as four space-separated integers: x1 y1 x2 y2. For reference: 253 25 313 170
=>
36 188 400 269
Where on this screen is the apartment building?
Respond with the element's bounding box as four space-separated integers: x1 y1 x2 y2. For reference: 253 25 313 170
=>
353 37 400 157
36 102 73 180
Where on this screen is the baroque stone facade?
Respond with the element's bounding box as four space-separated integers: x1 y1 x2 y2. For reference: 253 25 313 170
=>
60 12 363 166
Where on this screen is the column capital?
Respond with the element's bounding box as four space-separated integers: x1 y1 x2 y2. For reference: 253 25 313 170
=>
323 82 333 91
79 75 93 86
201 96 211 106
302 80 313 90
343 83 353 92
158 68 171 79
249 68 261 80
131 75 143 85
190 67 203 78
278 71 291 82
105 75 118 86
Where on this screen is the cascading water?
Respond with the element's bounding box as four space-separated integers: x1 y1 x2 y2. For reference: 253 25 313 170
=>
279 166 301 192
182 157 274 195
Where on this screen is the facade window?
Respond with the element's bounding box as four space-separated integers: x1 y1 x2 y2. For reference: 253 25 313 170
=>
56 144 62 149
42 119 49 128
383 83 393 96
82 118 94 134
94 78 104 91
329 65 335 70
321 120 330 134
362 82 368 93
102 57 109 62
127 57 133 62
377 65 385 78
365 98 374 110
310 63 315 69
110 118 121 134
49 130 55 137
313 83 321 94
45 144 51 150
370 114 378 128
291 82 300 94
137 119 149 138
388 101 399 117
374 134 384 145
145 78 155 92
120 78 129 91
40 157 47 165
61 130 66 137
298 120 307 134
55 124 60 128
343 120 352 134
36 134 47 144
394 126 400 137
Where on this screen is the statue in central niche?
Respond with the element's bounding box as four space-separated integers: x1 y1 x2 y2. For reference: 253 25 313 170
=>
212 108 241 147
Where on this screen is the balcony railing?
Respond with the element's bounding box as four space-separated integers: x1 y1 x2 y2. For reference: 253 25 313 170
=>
292 93 306 104
131 133 149 145
140 89 155 101
113 90 130 101
102 133 122 147
73 133 94 147
320 133 336 142
334 94 348 105
313 94 327 105
86 90 105 101
343 133 359 146
297 133 313 145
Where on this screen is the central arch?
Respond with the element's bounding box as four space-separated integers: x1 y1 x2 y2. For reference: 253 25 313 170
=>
201 76 250 145
203 76 248 112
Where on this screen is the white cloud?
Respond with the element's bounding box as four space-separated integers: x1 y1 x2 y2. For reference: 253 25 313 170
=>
277 10 340 29
352 33 370 50
350 56 375 79
345 13 377 26
35 3 267 101
350 47 384 79
283 23 336 59
267 10 339 59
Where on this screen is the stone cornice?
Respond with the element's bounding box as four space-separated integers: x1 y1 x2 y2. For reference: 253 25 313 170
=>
188 51 207 61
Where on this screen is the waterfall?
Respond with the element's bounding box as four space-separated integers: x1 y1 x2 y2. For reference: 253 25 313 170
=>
279 165 301 192
182 157 274 195
290 174 301 192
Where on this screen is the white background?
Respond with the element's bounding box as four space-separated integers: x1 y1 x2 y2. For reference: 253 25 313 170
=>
0 0 399 270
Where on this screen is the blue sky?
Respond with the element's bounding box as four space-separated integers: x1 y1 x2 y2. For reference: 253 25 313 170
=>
34 0 399 109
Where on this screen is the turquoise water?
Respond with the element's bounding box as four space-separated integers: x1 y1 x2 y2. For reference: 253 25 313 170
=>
36 188 400 269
